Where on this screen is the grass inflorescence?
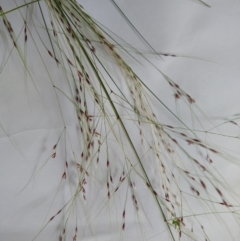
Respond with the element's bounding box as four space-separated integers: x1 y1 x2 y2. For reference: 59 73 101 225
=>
1 1 240 241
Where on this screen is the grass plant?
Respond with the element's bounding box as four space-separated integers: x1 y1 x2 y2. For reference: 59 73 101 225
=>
1 1 240 241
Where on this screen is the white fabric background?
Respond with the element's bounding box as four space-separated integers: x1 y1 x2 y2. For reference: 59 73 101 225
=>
1 0 240 240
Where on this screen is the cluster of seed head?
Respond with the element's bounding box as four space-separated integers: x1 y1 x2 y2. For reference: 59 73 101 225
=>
2 1 237 240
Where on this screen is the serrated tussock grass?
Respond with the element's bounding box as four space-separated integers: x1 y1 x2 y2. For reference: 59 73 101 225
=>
1 1 240 241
